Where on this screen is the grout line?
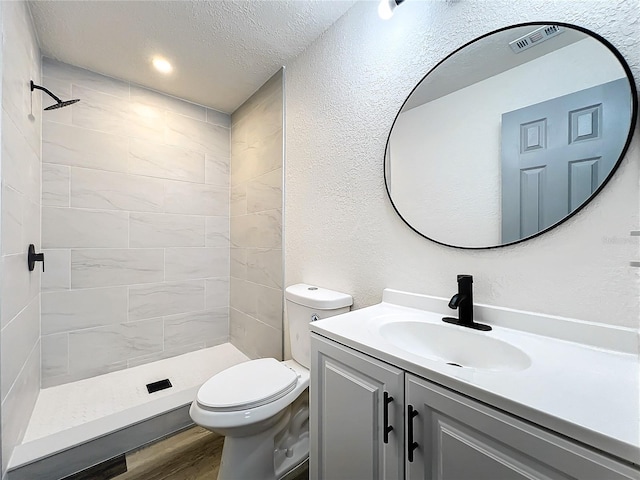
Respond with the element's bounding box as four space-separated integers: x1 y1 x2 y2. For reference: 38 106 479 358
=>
66 332 70 376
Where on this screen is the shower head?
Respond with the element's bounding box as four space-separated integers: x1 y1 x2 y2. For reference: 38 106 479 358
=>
30 81 80 111
44 99 81 110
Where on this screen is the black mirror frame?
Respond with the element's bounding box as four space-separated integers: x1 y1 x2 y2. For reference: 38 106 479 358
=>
383 21 638 250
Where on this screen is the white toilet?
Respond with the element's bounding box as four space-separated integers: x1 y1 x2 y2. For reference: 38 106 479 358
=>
189 283 352 480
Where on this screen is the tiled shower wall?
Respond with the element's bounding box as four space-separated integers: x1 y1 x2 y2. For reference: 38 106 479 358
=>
40 58 231 387
229 70 284 359
0 1 42 473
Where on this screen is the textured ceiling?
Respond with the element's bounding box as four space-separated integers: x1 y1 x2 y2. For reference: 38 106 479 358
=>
28 0 356 113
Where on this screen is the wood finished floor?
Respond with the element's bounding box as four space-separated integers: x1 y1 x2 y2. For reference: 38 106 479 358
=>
111 426 309 480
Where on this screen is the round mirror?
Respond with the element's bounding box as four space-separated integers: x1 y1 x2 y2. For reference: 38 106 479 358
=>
384 22 637 249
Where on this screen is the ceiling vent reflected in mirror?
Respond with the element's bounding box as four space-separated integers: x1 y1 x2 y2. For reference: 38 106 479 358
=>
509 25 565 53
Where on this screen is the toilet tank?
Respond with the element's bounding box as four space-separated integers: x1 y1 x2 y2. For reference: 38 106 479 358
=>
285 284 352 368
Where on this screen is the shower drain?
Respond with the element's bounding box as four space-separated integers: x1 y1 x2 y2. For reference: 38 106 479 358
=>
146 378 172 394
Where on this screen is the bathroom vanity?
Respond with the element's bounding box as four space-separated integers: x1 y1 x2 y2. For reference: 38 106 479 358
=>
309 289 640 480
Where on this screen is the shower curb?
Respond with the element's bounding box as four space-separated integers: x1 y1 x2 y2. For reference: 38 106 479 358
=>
7 401 193 480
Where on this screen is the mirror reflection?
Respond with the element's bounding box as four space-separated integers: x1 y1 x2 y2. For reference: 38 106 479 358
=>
385 23 636 248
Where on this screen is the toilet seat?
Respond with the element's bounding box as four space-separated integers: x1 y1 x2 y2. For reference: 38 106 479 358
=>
197 358 298 411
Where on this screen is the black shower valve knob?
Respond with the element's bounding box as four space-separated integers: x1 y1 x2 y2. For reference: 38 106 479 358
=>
27 244 45 272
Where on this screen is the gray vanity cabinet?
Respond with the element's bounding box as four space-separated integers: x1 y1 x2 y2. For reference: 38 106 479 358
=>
311 334 640 480
310 334 405 480
406 374 638 480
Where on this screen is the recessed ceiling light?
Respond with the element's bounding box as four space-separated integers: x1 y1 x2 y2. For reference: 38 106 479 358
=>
152 57 173 74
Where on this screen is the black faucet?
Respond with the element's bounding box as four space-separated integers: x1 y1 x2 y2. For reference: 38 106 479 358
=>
442 275 491 331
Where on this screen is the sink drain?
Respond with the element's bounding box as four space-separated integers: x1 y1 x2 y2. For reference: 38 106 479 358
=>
446 362 463 368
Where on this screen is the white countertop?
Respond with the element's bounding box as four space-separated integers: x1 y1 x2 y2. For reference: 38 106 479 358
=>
310 289 640 466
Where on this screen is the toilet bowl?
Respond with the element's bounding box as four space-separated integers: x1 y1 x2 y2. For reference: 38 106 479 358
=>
189 284 352 480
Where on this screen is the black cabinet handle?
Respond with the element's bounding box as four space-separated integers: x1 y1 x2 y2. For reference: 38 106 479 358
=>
383 392 394 444
28 244 45 272
408 404 419 462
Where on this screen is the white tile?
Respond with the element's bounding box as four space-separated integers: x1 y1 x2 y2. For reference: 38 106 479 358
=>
205 278 230 309
230 183 247 216
2 5 42 162
2 185 23 255
1 341 39 473
42 163 70 207
164 309 228 349
130 85 206 121
126 102 167 143
165 247 229 281
165 112 230 156
205 336 228 348
1 252 40 329
230 277 257 317
43 57 130 98
232 69 282 129
247 248 283 289
42 333 69 378
41 249 71 292
23 199 41 255
129 212 205 248
126 341 206 368
255 284 283 330
230 308 281 360
230 248 247 280
205 153 230 186
41 287 128 335
70 84 129 134
230 113 282 184
71 168 164 212
229 140 254 185
41 76 73 125
1 296 39 401
128 138 205 183
205 216 230 248
164 180 228 216
2 111 41 205
231 210 282 248
247 168 282 213
206 108 231 127
42 361 127 388
71 249 164 288
42 207 128 248
68 319 163 375
42 121 129 173
230 215 249 249
128 280 205 321
72 85 164 143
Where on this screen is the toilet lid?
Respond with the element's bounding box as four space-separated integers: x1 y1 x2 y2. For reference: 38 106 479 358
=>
197 358 298 411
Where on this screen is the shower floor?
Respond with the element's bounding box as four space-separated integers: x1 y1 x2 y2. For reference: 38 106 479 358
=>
10 343 249 473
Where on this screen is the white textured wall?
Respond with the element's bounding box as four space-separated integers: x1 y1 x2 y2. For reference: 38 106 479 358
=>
0 1 41 474
285 1 640 332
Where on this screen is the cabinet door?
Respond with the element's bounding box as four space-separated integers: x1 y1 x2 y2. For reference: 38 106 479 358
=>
311 334 404 480
406 374 639 480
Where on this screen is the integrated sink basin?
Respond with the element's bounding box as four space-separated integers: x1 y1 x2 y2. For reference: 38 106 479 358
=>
379 320 531 372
